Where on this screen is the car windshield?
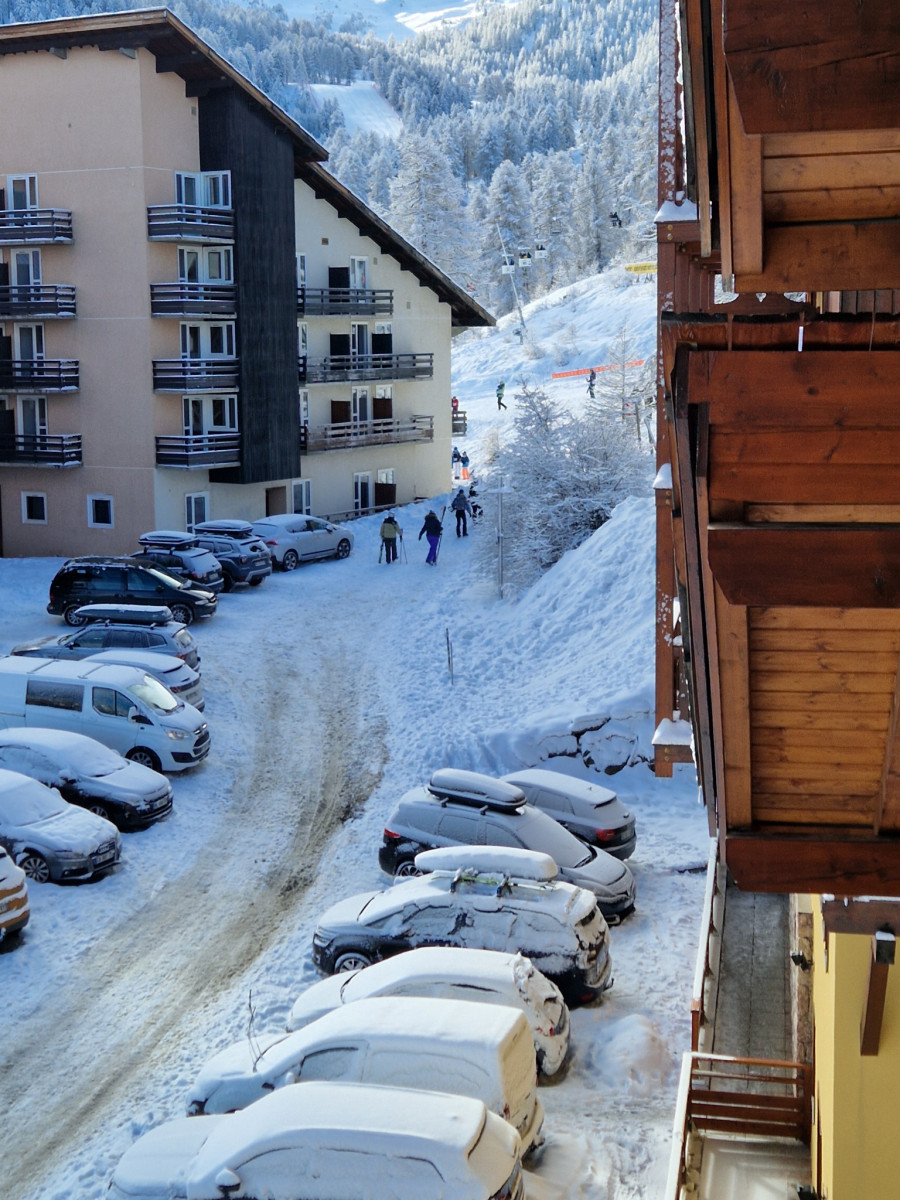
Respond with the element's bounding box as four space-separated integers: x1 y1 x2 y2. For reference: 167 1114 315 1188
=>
145 566 188 590
60 739 124 777
516 808 592 868
2 782 66 823
127 674 179 714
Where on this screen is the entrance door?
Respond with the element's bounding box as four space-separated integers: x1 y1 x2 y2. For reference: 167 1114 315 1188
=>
351 387 369 424
20 396 47 440
266 485 287 516
354 472 371 513
350 257 368 289
351 323 369 359
183 397 203 437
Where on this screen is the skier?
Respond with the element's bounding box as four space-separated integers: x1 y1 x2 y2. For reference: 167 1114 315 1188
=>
460 450 470 481
451 488 472 538
380 512 402 564
451 445 462 480
587 368 596 399
418 509 443 565
496 380 507 410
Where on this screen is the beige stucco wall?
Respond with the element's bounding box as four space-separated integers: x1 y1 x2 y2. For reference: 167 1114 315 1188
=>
0 44 197 556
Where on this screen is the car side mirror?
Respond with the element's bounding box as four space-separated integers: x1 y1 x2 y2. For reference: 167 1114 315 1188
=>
60 770 76 784
128 706 150 725
284 1070 297 1085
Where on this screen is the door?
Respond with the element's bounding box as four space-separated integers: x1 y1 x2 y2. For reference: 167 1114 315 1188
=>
8 175 38 211
183 397 203 436
351 323 369 359
266 485 287 516
20 396 47 448
89 685 142 755
354 472 371 512
351 387 369 424
14 250 40 297
178 248 200 283
349 257 368 289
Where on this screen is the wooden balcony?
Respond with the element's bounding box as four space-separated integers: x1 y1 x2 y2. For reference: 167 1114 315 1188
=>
0 285 76 319
452 408 467 436
155 433 241 468
152 359 239 392
150 282 236 318
0 209 72 244
0 433 82 466
297 287 393 316
146 204 234 243
0 359 79 390
303 353 433 384
301 414 434 453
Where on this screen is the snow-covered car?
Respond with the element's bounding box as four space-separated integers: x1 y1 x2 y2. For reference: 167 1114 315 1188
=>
110 1082 524 1200
11 605 201 670
0 767 120 883
192 521 273 589
85 648 204 711
500 768 636 858
313 846 612 1007
251 514 354 570
287 945 570 1076
379 768 635 920
186 996 544 1153
0 844 29 942
0 729 172 830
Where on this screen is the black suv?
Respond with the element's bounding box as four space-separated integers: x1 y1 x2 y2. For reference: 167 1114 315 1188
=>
193 521 272 590
47 558 218 626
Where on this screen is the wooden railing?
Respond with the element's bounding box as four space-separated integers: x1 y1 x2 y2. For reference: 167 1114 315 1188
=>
0 209 72 243
665 1053 812 1200
303 352 434 384
0 284 76 318
150 282 236 317
301 415 433 452
298 287 393 316
0 433 82 466
0 359 79 390
147 204 234 242
691 838 726 1052
152 359 239 391
155 433 241 467
452 408 468 435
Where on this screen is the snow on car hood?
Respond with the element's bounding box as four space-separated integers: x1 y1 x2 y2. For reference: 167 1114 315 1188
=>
110 1115 222 1199
316 890 383 930
286 972 348 1031
7 802 117 854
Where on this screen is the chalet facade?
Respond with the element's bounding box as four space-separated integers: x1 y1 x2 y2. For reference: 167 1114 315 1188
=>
657 3 900 1198
0 9 491 556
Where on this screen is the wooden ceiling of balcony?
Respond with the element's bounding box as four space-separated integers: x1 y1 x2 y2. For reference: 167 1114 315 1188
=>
686 0 900 291
664 312 900 895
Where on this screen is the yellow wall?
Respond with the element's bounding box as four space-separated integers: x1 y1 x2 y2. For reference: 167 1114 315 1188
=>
812 904 900 1199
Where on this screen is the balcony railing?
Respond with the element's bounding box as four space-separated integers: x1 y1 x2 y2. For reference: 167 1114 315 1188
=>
297 287 393 316
0 209 73 243
152 359 239 392
155 433 241 468
452 408 468 436
303 353 434 384
301 415 434 453
0 433 82 465
147 204 234 242
0 285 76 319
150 282 236 318
0 360 79 390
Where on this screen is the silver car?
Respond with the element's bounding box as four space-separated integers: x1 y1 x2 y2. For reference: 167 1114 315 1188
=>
251 514 354 570
500 769 636 859
11 606 200 670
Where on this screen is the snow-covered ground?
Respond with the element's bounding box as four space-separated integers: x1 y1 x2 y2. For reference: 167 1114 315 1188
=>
309 81 403 138
1 270 707 1200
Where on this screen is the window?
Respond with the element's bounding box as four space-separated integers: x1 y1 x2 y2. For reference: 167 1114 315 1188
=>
351 387 369 423
298 322 308 357
21 492 46 523
298 390 309 427
178 246 232 283
87 494 114 528
13 249 40 289
349 256 368 289
92 686 132 718
291 479 311 514
180 323 235 358
26 680 83 711
185 492 208 532
183 395 238 436
353 471 371 512
7 174 38 210
16 324 44 360
376 468 395 485
175 170 231 208
296 254 307 287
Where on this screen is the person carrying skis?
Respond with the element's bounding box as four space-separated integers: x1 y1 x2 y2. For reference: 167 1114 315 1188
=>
587 368 596 399
451 445 462 480
496 380 507 410
380 512 402 564
451 488 472 538
418 509 443 565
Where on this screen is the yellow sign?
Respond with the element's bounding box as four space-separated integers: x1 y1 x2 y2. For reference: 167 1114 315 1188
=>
625 262 657 273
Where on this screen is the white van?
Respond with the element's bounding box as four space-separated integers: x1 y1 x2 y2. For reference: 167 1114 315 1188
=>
187 996 544 1153
0 657 209 773
111 1082 525 1200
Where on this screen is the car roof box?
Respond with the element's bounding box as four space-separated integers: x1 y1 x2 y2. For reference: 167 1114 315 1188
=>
139 529 199 548
75 604 175 626
427 768 526 810
194 519 254 536
415 845 559 881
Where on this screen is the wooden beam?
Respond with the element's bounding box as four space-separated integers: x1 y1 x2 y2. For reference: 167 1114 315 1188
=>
708 525 900 607
727 75 763 276
860 932 895 1056
723 0 900 134
687 351 900 425
715 585 752 826
734 222 900 293
822 897 900 937
725 832 900 894
877 651 900 833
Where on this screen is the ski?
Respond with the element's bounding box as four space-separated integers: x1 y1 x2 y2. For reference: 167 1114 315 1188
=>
434 506 447 563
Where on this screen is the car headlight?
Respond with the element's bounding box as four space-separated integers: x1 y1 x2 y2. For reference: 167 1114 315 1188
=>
55 850 88 861
165 727 191 740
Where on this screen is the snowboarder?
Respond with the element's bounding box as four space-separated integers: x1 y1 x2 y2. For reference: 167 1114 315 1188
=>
587 368 596 399
451 488 472 538
418 509 443 565
380 512 402 564
496 381 507 410
460 451 470 481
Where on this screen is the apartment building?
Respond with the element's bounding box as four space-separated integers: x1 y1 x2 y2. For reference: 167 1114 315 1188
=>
0 9 491 556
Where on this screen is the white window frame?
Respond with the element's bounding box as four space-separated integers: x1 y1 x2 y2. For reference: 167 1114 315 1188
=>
15 324 44 359
349 256 368 289
178 246 233 284
351 387 369 424
374 385 393 402
180 323 235 359
299 389 310 427
13 248 41 287
87 493 114 529
175 170 231 208
374 321 392 338
183 394 238 435
185 492 209 532
296 254 307 287
17 395 47 438
291 479 312 514
351 323 369 358
353 471 372 513
298 322 308 357
376 468 395 485
7 174 38 210
21 491 47 524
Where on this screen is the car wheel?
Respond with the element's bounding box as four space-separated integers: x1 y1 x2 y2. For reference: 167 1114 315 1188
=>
169 603 193 626
335 539 351 559
221 574 235 593
86 801 113 823
333 950 373 973
18 852 51 883
248 577 264 586
63 603 88 627
126 747 162 772
282 550 300 571
394 859 421 879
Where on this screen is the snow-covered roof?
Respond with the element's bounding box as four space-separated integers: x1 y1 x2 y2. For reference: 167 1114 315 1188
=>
0 728 125 774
